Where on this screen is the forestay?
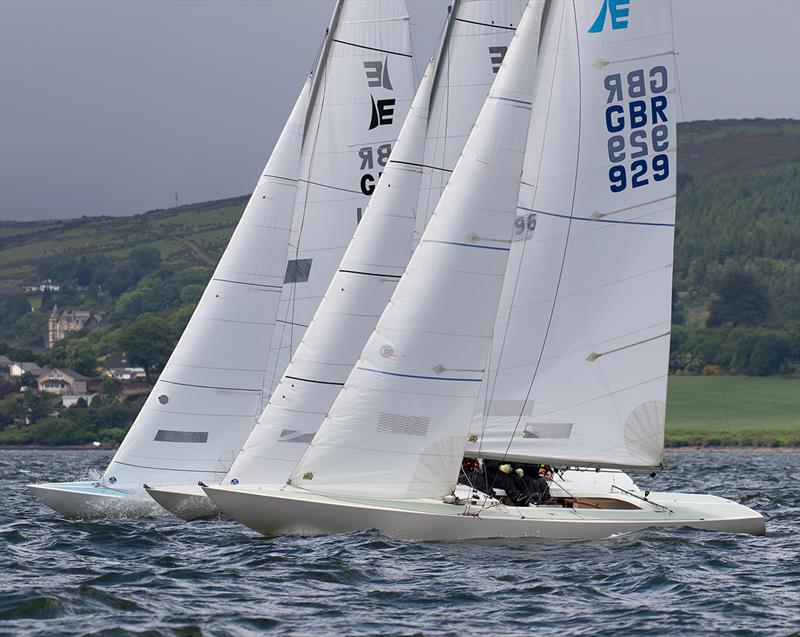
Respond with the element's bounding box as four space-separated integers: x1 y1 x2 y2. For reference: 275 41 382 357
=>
262 0 415 404
101 78 311 487
289 1 544 500
225 0 527 488
467 0 678 468
412 0 528 245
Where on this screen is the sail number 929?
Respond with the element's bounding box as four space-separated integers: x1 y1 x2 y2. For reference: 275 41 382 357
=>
603 66 671 193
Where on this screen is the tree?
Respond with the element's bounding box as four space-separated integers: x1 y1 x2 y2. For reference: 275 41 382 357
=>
65 338 98 376
748 335 790 376
99 376 123 400
129 246 162 273
671 287 685 325
707 267 770 327
117 314 173 381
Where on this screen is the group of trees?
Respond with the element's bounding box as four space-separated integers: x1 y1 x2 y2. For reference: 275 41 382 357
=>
0 246 210 349
0 373 143 446
670 265 798 376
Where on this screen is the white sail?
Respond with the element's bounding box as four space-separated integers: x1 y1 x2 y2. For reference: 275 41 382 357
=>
225 60 436 486
288 0 544 500
467 0 678 468
262 0 415 405
225 0 527 488
101 78 311 487
413 0 528 244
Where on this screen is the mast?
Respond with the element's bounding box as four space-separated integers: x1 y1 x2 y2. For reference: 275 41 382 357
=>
304 0 344 137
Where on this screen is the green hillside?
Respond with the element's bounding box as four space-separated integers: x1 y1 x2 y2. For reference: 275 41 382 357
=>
0 118 798 447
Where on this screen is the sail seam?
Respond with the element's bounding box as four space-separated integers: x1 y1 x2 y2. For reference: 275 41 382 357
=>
338 269 402 279
159 379 261 392
212 278 283 290
330 38 412 58
389 159 452 173
423 239 511 252
261 173 299 183
357 366 482 382
276 319 309 328
297 178 362 195
453 17 516 31
284 375 345 387
111 461 227 474
489 95 533 107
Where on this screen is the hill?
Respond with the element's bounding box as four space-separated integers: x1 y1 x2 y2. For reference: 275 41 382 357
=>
2 119 797 293
0 118 798 447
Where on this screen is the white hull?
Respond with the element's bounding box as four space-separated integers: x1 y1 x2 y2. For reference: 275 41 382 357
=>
144 484 219 521
203 485 766 540
27 482 163 518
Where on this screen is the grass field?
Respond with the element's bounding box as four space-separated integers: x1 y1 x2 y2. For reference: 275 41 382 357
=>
665 375 800 447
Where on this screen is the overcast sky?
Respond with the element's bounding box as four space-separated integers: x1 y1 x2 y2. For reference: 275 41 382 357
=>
1 0 798 222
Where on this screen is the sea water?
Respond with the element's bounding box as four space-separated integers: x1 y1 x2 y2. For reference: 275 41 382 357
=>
1 449 798 636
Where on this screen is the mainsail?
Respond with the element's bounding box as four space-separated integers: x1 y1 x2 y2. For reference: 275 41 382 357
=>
467 0 678 469
413 0 529 244
288 0 544 500
225 0 527 487
101 78 311 487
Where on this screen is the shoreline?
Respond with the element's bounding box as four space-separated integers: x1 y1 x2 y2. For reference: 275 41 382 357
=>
664 446 799 453
1 445 797 453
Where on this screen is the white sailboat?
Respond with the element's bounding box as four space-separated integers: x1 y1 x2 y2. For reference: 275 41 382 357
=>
150 0 529 521
28 0 414 517
204 0 765 540
143 0 416 518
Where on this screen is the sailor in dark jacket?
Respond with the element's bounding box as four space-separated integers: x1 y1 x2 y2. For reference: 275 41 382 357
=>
484 460 527 505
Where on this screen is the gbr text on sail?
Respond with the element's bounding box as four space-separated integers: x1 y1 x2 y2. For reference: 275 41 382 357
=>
603 66 670 192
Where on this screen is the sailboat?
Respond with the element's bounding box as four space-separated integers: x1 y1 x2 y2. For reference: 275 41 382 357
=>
28 0 414 517
203 0 765 540
149 0 529 521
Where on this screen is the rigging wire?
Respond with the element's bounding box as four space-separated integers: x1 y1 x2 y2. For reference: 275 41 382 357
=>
474 0 568 515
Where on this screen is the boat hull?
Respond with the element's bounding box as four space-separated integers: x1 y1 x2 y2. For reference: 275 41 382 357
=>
203 485 766 540
144 484 219 521
27 481 163 518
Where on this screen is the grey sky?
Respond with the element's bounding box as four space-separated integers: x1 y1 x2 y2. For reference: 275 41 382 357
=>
1 0 798 222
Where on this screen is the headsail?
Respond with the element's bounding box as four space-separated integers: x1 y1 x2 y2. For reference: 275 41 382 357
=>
225 0 527 487
467 0 678 468
289 0 544 500
101 78 311 487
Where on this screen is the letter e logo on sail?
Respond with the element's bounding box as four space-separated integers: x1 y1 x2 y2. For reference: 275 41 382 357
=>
588 0 630 33
363 57 393 90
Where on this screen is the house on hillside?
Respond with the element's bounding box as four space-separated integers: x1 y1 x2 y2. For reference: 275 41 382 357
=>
37 368 88 396
102 354 146 380
47 305 104 348
9 362 44 378
21 279 61 293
